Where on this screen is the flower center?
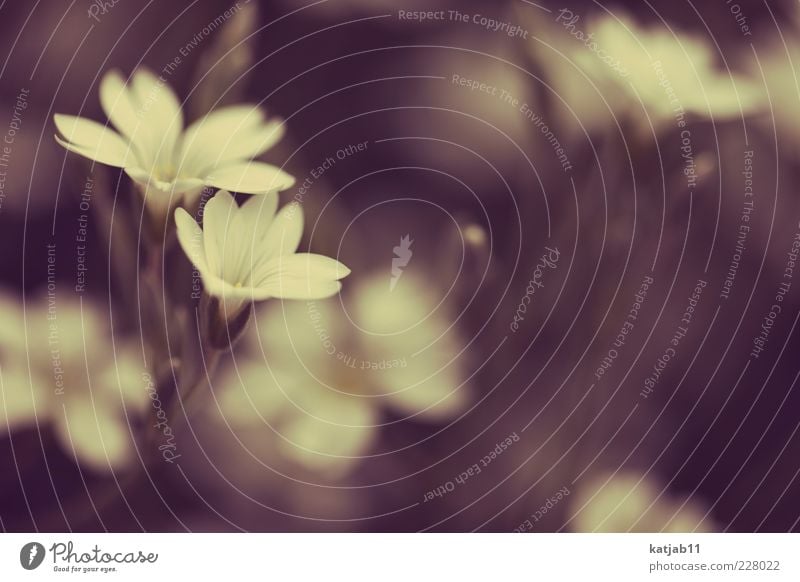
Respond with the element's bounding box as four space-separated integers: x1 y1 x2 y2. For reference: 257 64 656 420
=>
155 163 178 183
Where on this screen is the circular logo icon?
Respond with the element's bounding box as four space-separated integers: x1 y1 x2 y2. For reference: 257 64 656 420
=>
19 542 45 570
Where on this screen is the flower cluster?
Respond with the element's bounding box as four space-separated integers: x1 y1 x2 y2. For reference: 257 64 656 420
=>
0 294 147 472
55 68 349 326
41 67 354 474
526 9 762 136
569 472 715 532
216 273 468 476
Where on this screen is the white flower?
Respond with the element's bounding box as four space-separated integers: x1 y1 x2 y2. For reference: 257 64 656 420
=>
175 190 350 320
751 33 800 148
216 273 470 476
0 294 148 472
569 471 715 532
529 11 761 134
54 68 294 215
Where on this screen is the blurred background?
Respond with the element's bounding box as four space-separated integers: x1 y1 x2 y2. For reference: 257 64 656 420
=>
1 0 800 532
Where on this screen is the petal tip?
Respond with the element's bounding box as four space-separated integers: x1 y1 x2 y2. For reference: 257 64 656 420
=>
52 113 71 133
336 263 351 279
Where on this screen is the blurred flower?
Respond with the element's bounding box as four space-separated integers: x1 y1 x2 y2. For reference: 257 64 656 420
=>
0 293 148 472
751 33 800 148
54 68 294 217
528 10 761 135
216 272 470 476
175 190 351 322
569 471 715 532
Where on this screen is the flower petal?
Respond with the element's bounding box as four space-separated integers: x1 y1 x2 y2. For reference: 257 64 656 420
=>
252 253 350 300
182 105 264 147
131 68 183 127
284 253 351 280
0 364 39 433
175 207 210 276
278 397 375 474
54 114 133 167
217 358 377 476
54 401 135 472
201 273 246 301
203 161 295 195
130 68 184 170
218 362 296 426
261 202 304 259
255 299 345 367
98 348 150 416
570 472 716 532
378 365 468 422
238 192 280 247
219 118 284 162
180 106 284 173
123 166 153 187
99 70 142 147
355 274 469 421
125 167 203 193
202 190 239 281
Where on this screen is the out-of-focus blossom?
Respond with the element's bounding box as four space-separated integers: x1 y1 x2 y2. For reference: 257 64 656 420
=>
0 293 148 472
54 68 294 217
569 471 715 532
751 32 800 148
216 272 470 476
175 190 351 322
527 10 762 136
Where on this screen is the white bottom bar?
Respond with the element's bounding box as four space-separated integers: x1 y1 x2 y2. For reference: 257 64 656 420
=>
1 533 797 580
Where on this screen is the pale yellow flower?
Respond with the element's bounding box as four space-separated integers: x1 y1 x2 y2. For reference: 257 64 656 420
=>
569 471 715 532
529 11 761 134
750 32 800 148
0 294 148 472
216 273 470 476
54 68 294 215
175 190 350 321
